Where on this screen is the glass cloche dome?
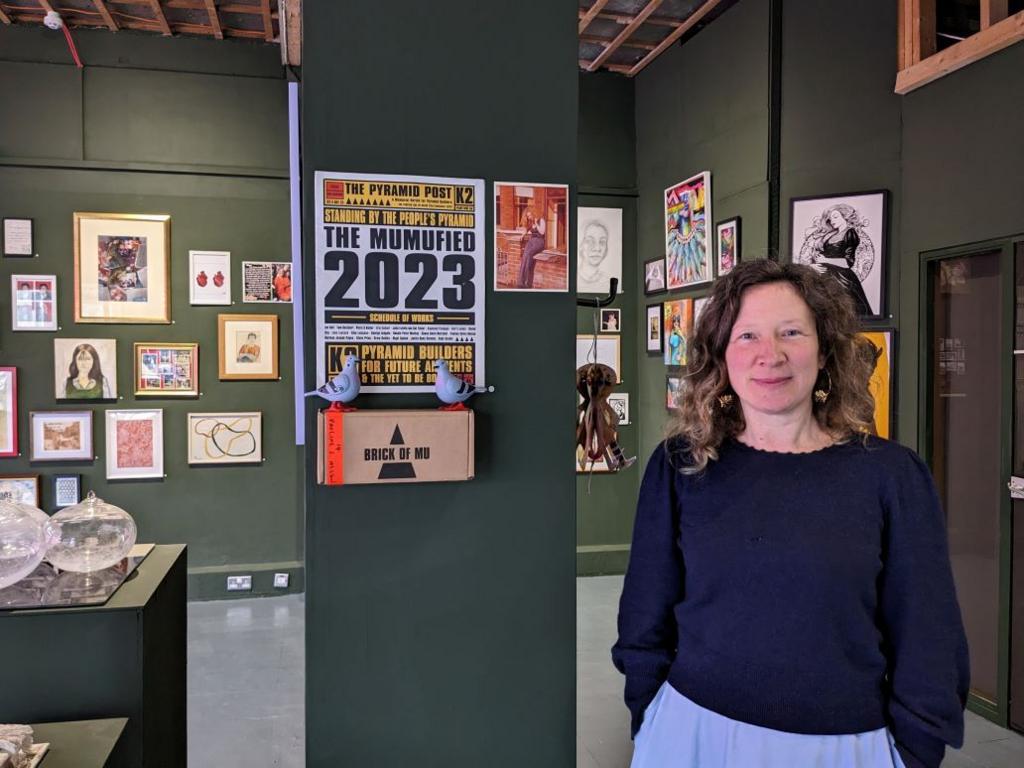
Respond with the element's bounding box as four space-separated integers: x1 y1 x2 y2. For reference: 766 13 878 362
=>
0 500 52 590
45 492 137 573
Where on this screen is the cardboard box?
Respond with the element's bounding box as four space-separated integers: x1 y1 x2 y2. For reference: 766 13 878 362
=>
317 408 474 485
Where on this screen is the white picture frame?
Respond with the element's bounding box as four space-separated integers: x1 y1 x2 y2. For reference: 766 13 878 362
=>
3 218 33 257
30 410 93 462
242 261 293 303
11 274 58 332
106 409 164 480
575 335 621 381
189 250 232 306
53 338 117 400
187 412 263 465
608 392 630 425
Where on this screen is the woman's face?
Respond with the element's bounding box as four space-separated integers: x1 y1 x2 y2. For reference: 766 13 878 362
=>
75 348 94 375
725 282 823 421
827 209 848 230
580 223 608 267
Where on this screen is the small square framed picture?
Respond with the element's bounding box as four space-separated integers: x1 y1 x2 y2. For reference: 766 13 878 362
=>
0 368 17 458
187 412 263 465
134 342 199 397
608 392 630 425
600 308 621 333
11 274 57 331
0 474 40 506
644 257 667 295
106 408 164 480
52 474 81 509
30 410 93 462
646 304 663 355
189 250 232 306
3 218 33 257
218 314 279 380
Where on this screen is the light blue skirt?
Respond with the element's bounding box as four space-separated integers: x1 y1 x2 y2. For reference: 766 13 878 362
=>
631 683 907 768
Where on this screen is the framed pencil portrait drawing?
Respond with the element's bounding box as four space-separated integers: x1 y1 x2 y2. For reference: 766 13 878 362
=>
54 338 117 401
30 410 93 462
135 342 199 397
10 274 57 331
218 314 279 380
0 475 40 506
106 409 164 480
0 368 17 457
74 212 171 323
790 190 888 319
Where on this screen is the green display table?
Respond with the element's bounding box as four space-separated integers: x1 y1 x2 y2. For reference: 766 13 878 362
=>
30 719 128 768
0 545 186 768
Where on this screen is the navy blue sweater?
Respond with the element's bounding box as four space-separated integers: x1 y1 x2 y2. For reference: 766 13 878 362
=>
612 436 969 768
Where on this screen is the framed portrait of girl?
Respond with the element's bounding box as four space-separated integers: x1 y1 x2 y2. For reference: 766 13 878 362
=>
53 338 118 400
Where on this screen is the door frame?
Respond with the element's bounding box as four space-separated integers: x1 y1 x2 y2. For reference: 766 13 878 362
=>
918 238 1015 727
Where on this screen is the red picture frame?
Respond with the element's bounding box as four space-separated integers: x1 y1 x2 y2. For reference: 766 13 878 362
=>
0 367 18 458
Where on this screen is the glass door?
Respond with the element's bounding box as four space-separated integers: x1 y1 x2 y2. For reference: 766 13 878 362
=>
924 245 1012 725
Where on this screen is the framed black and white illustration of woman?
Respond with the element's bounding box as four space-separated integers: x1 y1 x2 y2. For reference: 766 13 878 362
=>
790 190 888 319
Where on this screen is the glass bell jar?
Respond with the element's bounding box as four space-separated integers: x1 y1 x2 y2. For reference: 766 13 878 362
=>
0 500 52 590
45 492 137 573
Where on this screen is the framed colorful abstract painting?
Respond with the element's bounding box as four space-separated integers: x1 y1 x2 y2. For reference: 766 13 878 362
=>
662 299 693 367
664 171 712 289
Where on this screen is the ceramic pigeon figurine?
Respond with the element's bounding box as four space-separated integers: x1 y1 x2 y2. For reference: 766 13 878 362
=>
433 359 494 410
305 354 360 410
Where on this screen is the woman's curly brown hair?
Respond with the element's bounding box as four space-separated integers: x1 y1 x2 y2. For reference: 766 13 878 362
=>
668 259 878 473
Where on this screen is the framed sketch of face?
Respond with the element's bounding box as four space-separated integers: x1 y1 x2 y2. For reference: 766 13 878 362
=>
576 207 622 295
218 314 279 380
53 338 118 401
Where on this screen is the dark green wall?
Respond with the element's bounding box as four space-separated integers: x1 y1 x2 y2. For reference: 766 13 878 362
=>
577 72 639 576
0 26 300 599
301 1 576 766
634 0 772 465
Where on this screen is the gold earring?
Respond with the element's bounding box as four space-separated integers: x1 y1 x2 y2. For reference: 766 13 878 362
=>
813 369 832 404
717 393 735 409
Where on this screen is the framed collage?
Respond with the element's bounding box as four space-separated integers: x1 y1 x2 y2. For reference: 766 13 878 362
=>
135 343 199 397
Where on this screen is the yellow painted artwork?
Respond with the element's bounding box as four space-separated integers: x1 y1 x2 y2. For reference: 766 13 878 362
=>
860 331 891 439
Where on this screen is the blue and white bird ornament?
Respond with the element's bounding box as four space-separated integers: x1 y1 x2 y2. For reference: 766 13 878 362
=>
305 354 361 410
433 359 494 410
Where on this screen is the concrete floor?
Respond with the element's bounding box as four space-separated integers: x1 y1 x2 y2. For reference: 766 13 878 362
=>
187 580 1024 767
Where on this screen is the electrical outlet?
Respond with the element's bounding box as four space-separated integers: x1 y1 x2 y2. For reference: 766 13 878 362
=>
273 573 290 589
226 575 252 591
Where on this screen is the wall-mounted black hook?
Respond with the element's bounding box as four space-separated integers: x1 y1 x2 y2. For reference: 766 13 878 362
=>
575 278 618 308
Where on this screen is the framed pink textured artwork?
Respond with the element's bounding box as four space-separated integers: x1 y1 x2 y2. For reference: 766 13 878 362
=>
105 408 163 480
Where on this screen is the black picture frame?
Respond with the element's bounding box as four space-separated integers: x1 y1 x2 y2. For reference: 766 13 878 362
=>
3 217 34 257
645 303 663 355
714 216 741 276
643 256 667 296
788 189 889 320
52 473 82 510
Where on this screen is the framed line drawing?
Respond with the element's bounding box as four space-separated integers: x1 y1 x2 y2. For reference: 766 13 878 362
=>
106 409 164 480
576 207 623 295
0 474 40 506
73 212 171 323
187 412 263 465
0 368 17 458
715 217 741 276
218 314 279 380
11 274 57 331
646 304 663 355
3 218 33 257
134 342 199 397
189 250 231 306
30 410 93 462
608 392 630 425
665 171 712 289
54 338 117 401
790 190 888 319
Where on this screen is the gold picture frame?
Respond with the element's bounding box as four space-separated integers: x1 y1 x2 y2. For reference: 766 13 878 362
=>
218 314 279 380
73 212 171 323
134 342 200 397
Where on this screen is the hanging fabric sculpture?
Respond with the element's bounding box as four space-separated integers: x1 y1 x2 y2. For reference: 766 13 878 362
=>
576 362 635 472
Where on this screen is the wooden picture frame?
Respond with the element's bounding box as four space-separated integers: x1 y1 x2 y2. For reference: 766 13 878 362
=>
218 314 279 380
30 410 93 462
0 474 40 506
106 409 164 480
0 368 17 458
73 212 171 323
187 412 263 465
134 342 199 397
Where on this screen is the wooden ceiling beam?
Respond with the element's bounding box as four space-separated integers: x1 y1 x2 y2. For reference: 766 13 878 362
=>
145 0 172 35
581 32 656 51
578 8 679 28
259 0 273 41
578 0 609 34
280 0 301 66
162 0 271 15
0 6 11 24
981 0 1008 29
626 0 725 76
203 0 222 39
586 0 662 72
36 0 55 13
92 0 119 31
